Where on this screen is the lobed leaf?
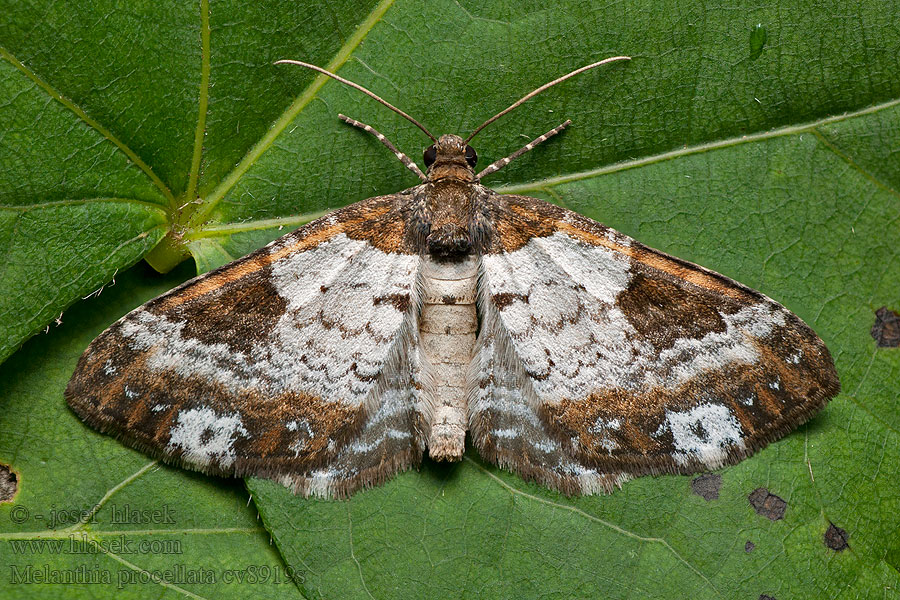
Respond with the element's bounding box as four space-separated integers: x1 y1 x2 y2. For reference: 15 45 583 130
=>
1 1 898 598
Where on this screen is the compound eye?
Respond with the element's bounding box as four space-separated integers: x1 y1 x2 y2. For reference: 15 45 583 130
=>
423 145 437 167
464 145 478 167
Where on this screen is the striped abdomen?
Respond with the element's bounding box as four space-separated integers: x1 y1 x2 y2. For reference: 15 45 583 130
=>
420 256 478 460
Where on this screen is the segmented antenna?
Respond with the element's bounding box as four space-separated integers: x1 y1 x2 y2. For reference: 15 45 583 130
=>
275 60 437 142
465 56 631 143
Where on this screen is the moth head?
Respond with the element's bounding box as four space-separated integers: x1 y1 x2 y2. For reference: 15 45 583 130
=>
424 134 477 180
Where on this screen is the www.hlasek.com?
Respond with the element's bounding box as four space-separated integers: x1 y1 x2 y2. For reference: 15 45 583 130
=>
8 532 183 556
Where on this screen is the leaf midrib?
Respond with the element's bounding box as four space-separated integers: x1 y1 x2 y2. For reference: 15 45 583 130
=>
185 0 398 229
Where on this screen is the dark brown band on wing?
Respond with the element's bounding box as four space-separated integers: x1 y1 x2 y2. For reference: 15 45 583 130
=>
537 317 839 475
65 323 366 474
157 192 417 311
170 265 287 351
617 271 742 354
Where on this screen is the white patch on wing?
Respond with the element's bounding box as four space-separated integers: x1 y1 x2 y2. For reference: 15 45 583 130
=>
591 417 621 431
166 407 249 468
482 231 634 402
490 428 520 439
481 231 789 401
469 284 629 495
118 233 420 408
657 403 744 467
299 470 339 498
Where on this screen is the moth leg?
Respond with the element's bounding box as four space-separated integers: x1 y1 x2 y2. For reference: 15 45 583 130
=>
476 120 571 180
339 114 427 181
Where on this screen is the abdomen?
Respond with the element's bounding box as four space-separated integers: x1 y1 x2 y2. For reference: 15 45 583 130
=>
420 255 478 460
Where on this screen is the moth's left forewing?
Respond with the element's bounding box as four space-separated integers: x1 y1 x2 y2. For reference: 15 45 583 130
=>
471 193 839 493
66 192 432 498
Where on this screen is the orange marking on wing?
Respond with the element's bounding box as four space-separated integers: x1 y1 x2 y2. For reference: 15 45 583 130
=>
728 399 759 436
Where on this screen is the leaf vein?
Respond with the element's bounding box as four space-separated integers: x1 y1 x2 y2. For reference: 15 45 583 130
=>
0 46 177 207
188 210 331 239
189 0 397 229
102 547 210 599
184 0 212 207
496 97 900 194
64 460 159 531
463 457 721 597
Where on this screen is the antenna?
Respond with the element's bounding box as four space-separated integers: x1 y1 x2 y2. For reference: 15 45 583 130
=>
275 60 437 142
465 56 630 143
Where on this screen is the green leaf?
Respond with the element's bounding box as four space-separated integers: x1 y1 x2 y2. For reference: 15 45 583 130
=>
2 1 899 598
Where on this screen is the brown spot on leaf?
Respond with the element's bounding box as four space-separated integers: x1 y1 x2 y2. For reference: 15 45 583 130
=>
748 487 787 520
0 464 18 503
745 540 755 552
824 522 850 551
759 595 777 600
871 306 900 347
691 473 721 500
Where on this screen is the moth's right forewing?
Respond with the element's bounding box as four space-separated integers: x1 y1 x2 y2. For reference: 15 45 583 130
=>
469 193 839 495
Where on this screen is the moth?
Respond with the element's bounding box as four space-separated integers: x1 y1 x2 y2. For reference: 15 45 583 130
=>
66 57 840 498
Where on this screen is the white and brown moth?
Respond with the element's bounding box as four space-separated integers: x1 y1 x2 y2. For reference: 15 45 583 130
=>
66 57 840 498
